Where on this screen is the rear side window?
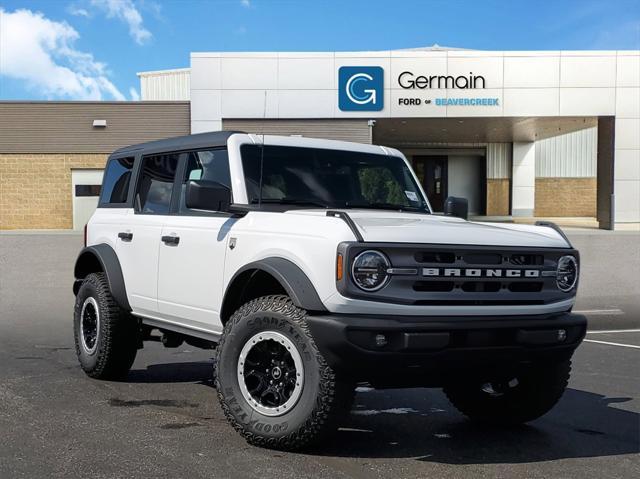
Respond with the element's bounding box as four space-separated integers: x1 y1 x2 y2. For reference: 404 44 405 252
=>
136 153 179 214
99 157 134 205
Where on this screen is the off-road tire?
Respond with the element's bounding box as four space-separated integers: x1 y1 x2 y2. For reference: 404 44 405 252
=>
444 360 571 425
73 272 138 380
215 295 354 451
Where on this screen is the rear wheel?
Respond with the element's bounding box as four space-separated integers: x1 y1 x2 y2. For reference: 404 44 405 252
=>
444 360 571 425
215 295 354 451
73 273 138 380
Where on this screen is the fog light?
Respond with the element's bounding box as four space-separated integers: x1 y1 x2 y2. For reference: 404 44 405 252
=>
557 329 567 342
374 334 388 348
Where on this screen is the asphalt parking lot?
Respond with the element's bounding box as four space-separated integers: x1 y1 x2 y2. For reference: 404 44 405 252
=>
0 232 638 478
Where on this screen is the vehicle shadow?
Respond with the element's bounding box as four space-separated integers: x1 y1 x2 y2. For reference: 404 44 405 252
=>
125 362 639 464
127 360 215 385
311 387 640 464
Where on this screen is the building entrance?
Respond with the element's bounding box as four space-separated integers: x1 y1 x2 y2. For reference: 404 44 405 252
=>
413 156 448 212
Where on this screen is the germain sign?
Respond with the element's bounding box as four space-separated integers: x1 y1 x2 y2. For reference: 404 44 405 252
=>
338 66 384 112
398 71 486 89
338 66 499 111
395 70 499 108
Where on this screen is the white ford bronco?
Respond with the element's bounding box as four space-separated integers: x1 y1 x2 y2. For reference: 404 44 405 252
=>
73 131 586 450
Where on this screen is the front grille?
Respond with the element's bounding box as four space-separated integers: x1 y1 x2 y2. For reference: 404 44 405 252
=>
338 242 577 307
414 252 455 264
461 281 501 293
413 281 454 292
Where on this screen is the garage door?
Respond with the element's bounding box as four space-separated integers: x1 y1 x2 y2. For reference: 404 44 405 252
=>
72 169 104 230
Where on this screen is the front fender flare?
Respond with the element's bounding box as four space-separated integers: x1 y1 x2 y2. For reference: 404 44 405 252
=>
73 244 131 311
224 257 327 314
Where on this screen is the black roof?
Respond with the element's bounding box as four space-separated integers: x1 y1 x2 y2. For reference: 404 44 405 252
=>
111 130 244 156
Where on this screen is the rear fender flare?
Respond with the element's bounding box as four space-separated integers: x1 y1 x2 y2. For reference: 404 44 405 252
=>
73 244 131 311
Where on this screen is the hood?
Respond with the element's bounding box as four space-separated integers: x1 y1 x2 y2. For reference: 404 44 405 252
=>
288 210 570 248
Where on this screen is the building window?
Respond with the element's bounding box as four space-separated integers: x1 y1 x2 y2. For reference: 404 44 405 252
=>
75 185 102 197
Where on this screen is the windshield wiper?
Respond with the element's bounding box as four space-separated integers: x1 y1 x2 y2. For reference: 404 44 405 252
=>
252 198 329 208
344 202 428 213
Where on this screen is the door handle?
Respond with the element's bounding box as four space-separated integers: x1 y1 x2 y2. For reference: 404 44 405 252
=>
161 235 180 245
118 232 133 241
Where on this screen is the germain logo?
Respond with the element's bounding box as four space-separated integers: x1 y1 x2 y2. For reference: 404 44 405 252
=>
422 268 541 278
338 66 384 112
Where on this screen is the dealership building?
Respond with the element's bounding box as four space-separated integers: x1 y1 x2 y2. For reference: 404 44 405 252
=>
1 46 638 230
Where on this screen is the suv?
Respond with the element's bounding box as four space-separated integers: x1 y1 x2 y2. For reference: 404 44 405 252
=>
73 131 586 450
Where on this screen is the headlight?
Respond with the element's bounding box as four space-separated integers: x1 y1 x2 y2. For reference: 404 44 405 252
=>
351 250 390 291
556 255 578 292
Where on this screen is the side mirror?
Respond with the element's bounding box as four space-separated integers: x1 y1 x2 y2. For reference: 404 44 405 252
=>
444 196 468 220
186 180 231 211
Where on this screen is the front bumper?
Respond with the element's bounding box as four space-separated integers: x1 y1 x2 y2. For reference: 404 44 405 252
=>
306 311 587 387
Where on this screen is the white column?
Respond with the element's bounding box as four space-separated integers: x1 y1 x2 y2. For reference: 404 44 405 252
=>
512 142 536 217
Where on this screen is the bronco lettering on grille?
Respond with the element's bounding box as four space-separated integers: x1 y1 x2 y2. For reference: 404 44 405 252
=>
422 268 540 278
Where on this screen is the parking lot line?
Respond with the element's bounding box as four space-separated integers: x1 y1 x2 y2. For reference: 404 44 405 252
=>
586 329 640 334
584 339 640 349
574 309 625 315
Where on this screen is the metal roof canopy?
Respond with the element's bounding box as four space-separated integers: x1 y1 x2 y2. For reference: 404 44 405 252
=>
373 116 598 146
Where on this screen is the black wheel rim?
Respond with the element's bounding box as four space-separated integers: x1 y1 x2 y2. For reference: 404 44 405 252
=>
80 297 99 354
237 331 304 416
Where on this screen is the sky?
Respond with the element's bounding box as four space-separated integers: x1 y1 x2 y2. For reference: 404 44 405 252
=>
0 0 639 101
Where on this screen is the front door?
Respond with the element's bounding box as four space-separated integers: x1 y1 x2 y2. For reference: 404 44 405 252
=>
413 156 448 212
157 148 234 334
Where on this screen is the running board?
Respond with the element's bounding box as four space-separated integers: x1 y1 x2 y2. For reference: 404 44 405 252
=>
139 317 221 343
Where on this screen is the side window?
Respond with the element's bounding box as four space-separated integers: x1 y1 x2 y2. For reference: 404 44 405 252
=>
179 149 231 213
136 153 179 215
99 156 134 205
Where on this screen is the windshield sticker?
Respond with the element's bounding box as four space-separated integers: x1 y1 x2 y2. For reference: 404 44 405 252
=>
405 191 419 202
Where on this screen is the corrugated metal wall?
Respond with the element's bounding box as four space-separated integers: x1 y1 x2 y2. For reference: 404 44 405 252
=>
487 143 512 179
0 102 190 153
222 119 372 144
535 127 597 178
138 68 191 101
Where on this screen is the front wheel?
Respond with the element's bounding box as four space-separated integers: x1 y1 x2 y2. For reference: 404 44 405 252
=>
215 295 354 451
444 359 571 425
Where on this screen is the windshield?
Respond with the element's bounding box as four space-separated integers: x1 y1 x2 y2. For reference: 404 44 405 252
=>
240 145 430 212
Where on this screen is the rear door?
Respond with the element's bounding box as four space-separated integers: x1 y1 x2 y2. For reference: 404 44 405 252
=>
157 148 235 334
116 152 179 317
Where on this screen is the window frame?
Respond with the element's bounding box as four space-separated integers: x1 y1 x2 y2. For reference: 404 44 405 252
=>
97 154 136 208
131 147 233 217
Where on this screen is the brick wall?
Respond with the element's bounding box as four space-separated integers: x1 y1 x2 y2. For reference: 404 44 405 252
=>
535 177 597 217
0 154 107 229
486 179 510 216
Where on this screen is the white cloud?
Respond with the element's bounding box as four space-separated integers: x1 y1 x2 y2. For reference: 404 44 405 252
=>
0 8 125 100
241 0 251 8
68 6 91 18
129 86 140 101
90 0 151 45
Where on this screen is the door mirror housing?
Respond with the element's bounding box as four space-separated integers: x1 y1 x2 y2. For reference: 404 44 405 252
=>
185 180 231 212
444 196 468 220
